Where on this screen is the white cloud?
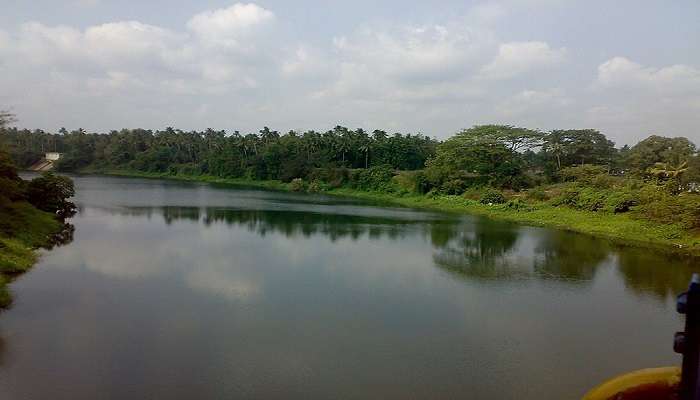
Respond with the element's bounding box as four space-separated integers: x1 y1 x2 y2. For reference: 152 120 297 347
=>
596 56 700 94
187 3 275 49
499 88 572 116
16 22 85 66
281 45 336 82
84 21 182 63
586 57 700 142
333 24 494 84
480 41 566 79
73 0 100 7
1 3 279 98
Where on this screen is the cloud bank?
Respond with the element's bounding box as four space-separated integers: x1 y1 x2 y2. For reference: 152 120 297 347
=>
0 2 698 145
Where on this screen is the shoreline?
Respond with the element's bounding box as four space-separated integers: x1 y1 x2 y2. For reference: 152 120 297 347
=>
0 202 64 308
84 169 700 257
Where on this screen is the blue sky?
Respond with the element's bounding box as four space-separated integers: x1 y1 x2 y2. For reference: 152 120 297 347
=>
1 0 699 144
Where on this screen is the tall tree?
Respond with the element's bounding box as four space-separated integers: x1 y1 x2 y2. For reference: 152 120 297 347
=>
543 129 616 169
625 135 697 174
426 125 532 188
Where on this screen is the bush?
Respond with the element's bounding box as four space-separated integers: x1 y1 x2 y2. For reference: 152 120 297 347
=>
351 165 395 191
604 188 639 213
551 186 580 208
441 179 467 195
505 199 531 211
493 174 532 191
462 186 484 200
279 158 311 183
307 167 349 188
527 187 548 201
572 187 607 211
289 178 306 192
26 172 76 217
480 189 506 204
129 148 173 173
307 180 329 193
634 189 700 230
560 165 609 185
172 163 202 176
550 184 638 213
393 171 430 194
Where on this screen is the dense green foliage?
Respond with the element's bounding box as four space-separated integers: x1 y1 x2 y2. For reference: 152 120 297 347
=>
0 125 437 177
25 173 76 217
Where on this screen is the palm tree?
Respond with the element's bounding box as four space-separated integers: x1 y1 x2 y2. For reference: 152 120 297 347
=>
551 143 563 170
359 141 371 168
648 161 688 179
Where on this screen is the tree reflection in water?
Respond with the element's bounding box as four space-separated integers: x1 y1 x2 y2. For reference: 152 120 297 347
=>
431 219 613 284
431 219 527 280
0 334 5 368
105 205 696 301
532 231 610 282
617 247 696 301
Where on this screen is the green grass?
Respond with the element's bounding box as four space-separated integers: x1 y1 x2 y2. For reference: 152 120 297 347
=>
328 189 700 255
0 237 38 274
0 201 62 248
95 169 700 256
0 201 62 308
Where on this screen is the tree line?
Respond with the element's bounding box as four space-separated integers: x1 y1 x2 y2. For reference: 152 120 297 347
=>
0 126 436 179
1 123 697 193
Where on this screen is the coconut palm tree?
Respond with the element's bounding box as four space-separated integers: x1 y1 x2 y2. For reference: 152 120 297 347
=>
648 161 689 180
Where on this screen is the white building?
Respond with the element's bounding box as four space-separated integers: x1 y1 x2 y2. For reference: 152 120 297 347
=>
45 152 62 161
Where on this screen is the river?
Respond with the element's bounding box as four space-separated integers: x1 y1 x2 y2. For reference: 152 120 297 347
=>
0 175 695 399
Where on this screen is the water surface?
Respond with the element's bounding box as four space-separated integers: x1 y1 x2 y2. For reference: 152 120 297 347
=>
0 175 695 399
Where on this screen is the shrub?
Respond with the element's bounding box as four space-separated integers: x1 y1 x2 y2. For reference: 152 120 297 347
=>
307 167 349 188
393 171 430 194
572 187 607 211
550 184 638 213
479 189 506 204
493 174 532 191
174 163 202 176
351 165 395 191
634 190 700 230
462 186 484 200
279 158 311 183
560 165 609 185
551 186 580 207
289 178 306 192
26 173 76 217
441 179 467 195
307 180 328 193
527 187 548 201
505 199 531 211
591 173 619 189
604 188 639 213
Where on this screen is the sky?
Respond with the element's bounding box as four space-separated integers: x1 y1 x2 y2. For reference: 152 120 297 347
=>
0 0 699 145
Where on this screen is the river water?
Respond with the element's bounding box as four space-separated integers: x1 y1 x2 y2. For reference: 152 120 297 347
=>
0 175 696 399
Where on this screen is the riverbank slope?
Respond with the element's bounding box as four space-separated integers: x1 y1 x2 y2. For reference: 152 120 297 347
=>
0 201 63 307
93 170 700 256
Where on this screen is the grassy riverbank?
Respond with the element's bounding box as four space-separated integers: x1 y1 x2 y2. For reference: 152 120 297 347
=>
96 169 700 256
0 201 62 307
